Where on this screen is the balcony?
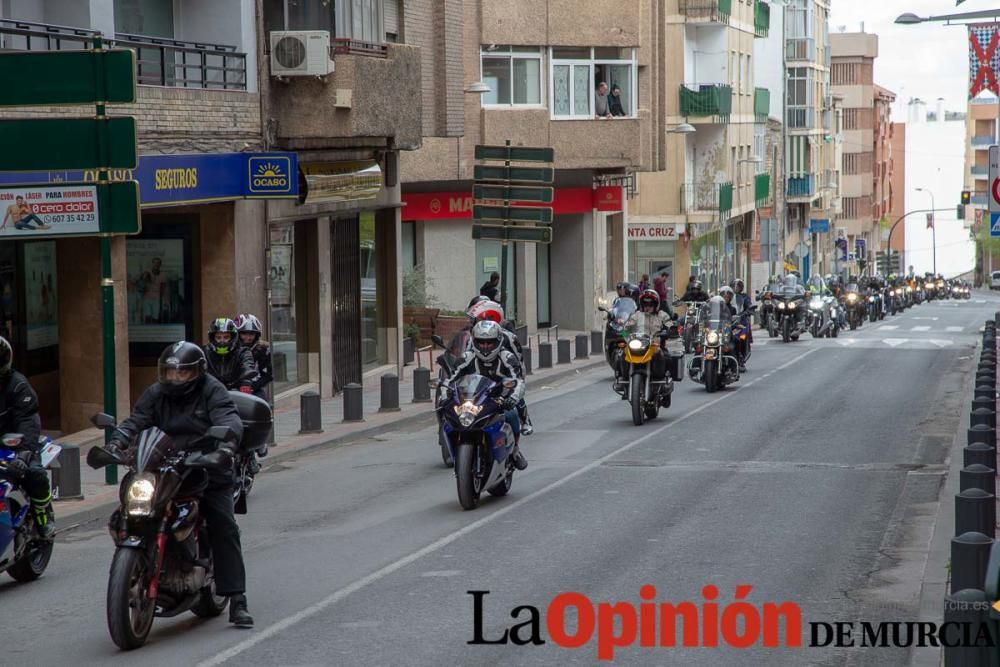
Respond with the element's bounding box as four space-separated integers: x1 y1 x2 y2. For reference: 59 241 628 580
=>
972 192 988 207
787 106 815 129
754 1 771 37
972 165 989 178
269 43 421 150
679 84 732 121
785 37 816 62
787 175 816 201
754 173 771 205
822 169 839 191
679 0 732 24
681 182 733 215
754 88 770 120
972 135 995 148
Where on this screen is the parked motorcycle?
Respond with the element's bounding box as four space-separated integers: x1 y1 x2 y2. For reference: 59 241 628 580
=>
615 330 682 426
87 415 238 650
227 391 272 514
436 373 520 510
688 300 741 393
0 434 61 582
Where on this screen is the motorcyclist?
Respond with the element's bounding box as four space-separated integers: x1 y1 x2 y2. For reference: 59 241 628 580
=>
465 300 532 436
203 317 257 393
730 281 754 370
615 281 641 302
443 320 528 470
623 290 674 405
106 341 254 627
0 337 54 538
718 286 750 370
677 280 709 304
732 278 753 314
233 314 272 401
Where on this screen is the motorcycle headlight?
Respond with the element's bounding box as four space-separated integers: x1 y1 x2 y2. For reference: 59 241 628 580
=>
706 331 720 345
868 296 875 303
628 339 645 351
454 400 482 427
125 473 156 517
777 301 786 310
810 298 823 309
907 287 913 293
847 294 857 303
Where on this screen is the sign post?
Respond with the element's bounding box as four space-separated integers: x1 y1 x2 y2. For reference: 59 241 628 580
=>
990 145 1000 237
0 39 139 485
472 142 555 318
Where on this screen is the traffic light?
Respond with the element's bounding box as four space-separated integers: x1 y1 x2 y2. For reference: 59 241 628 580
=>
961 190 971 205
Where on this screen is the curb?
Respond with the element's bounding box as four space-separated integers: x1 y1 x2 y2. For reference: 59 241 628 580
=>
56 355 608 534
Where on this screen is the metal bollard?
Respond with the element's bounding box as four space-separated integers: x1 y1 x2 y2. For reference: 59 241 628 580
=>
961 464 997 494
342 383 364 423
971 407 997 431
965 442 998 469
956 488 997 537
538 342 553 369
412 367 431 403
575 333 589 359
299 391 323 434
951 532 994 593
974 385 995 401
969 424 997 446
557 339 571 364
591 330 603 356
523 346 532 375
943 589 995 666
51 444 83 500
379 374 400 413
973 397 995 413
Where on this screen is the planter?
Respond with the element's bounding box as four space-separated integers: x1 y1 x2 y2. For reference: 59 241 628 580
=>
403 306 440 346
403 337 415 365
434 315 469 344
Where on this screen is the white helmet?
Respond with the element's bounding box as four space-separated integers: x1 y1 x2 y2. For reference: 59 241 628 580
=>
471 320 503 363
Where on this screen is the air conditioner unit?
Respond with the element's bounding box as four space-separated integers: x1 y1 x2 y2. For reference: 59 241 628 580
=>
270 31 333 77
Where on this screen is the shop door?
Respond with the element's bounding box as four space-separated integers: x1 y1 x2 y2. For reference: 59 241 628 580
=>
331 217 362 392
536 243 551 327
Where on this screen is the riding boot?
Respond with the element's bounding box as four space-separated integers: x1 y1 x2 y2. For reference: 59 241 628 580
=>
511 437 528 470
228 593 254 627
31 493 55 540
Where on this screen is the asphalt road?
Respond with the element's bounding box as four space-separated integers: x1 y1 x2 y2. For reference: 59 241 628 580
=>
6 294 993 666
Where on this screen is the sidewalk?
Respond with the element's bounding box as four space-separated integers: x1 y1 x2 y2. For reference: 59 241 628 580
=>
54 331 606 531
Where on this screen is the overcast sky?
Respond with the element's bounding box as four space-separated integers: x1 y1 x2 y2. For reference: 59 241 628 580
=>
829 0 999 119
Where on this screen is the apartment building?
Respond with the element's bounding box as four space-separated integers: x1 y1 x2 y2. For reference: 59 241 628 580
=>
964 95 999 282
888 121 906 259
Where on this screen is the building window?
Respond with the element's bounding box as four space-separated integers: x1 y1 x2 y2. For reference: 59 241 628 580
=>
550 47 637 119
481 46 543 106
263 0 383 43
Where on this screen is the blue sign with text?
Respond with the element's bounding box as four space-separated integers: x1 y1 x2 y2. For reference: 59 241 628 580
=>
991 212 1000 237
809 218 830 234
0 152 298 208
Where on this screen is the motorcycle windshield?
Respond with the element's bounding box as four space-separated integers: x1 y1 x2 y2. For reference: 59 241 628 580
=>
453 374 494 403
847 283 859 292
610 298 637 325
132 427 176 473
699 297 726 330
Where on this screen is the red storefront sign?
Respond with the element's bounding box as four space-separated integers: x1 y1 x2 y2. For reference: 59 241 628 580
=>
402 186 623 221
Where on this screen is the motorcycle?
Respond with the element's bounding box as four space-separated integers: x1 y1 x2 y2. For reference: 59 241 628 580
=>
600 298 637 367
688 301 741 393
867 291 882 322
615 330 682 426
808 295 838 338
774 293 806 342
432 330 472 468
436 373 519 510
844 287 865 330
0 434 61 582
758 288 778 338
87 415 238 650
227 391 272 515
731 305 757 367
674 300 705 354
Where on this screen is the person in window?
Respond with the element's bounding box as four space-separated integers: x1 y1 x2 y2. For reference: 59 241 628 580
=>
595 82 612 119
609 84 627 117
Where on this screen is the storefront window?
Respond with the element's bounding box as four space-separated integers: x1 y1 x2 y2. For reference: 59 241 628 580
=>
0 244 15 345
474 240 517 322
23 242 58 351
269 223 298 392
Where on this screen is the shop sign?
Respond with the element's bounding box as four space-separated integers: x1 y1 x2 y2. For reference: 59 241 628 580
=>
403 188 595 221
627 224 679 240
594 186 623 212
298 160 382 206
0 184 100 236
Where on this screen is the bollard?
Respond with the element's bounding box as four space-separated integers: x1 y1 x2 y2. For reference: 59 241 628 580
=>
299 391 323 434
956 488 997 537
961 464 997 494
974 385 996 401
943 589 995 666
973 397 995 413
969 424 997 446
342 383 364 423
379 373 400 413
523 346 533 375
538 342 553 369
575 333 589 359
965 442 998 469
557 338 571 364
591 330 603 356
412 367 431 403
951 532 994 593
51 444 83 501
971 407 997 431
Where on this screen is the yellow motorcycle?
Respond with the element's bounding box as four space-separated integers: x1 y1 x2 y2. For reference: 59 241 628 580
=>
614 331 682 426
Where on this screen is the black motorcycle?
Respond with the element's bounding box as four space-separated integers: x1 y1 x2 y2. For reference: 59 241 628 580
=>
674 300 705 354
600 297 638 367
843 284 865 330
773 293 806 342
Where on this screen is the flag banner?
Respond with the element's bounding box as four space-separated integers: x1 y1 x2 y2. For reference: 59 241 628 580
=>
970 23 1000 98
926 212 934 229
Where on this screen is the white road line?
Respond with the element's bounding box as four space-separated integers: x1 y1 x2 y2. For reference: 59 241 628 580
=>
946 326 964 333
879 325 899 331
883 339 909 347
911 326 931 332
195 351 819 667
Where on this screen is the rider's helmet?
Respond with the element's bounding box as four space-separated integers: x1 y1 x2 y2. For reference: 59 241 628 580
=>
638 289 660 312
158 341 207 398
207 318 238 355
234 313 263 347
467 295 490 310
471 320 503 364
719 285 735 303
468 299 504 323
732 278 745 292
615 281 631 298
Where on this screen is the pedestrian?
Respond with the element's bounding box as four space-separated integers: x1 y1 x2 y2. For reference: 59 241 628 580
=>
655 271 670 303
639 273 650 292
480 271 501 302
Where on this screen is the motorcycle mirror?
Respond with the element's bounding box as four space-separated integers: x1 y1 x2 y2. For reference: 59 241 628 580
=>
206 425 237 443
91 412 116 429
86 445 119 470
431 334 446 349
429 379 440 390
598 305 608 313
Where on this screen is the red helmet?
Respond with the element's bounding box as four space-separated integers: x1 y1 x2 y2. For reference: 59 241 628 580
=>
638 289 660 311
468 299 504 323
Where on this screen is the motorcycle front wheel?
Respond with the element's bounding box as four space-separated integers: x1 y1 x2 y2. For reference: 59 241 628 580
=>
7 531 53 582
781 318 791 343
107 547 156 650
455 443 482 510
630 374 645 426
704 360 718 393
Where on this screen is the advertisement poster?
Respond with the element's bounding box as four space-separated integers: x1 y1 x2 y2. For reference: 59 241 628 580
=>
0 185 99 237
23 242 58 350
269 244 292 306
126 239 186 343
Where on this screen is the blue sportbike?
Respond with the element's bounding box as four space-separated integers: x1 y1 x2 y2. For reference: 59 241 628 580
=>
0 433 61 581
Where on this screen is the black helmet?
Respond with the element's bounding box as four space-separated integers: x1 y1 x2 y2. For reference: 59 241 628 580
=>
638 289 660 311
691 280 703 291
0 336 11 378
207 317 238 355
616 281 631 294
158 341 206 397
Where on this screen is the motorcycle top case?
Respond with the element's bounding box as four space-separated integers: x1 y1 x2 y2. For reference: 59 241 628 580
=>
228 391 273 452
666 351 684 382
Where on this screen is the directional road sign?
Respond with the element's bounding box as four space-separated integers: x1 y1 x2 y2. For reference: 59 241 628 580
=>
473 205 553 224
474 145 555 163
473 184 554 204
473 165 554 184
472 224 552 243
0 49 136 106
0 117 137 172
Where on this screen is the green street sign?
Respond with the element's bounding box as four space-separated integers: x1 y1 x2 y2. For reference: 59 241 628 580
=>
0 180 139 238
475 145 555 163
472 224 552 243
473 165 554 184
98 181 141 234
474 205 553 224
0 117 137 171
473 184 554 204
0 49 136 106
0 116 138 171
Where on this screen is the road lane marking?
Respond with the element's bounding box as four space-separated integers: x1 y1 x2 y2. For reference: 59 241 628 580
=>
911 326 931 332
946 326 964 333
879 325 899 331
883 339 908 347
196 350 820 667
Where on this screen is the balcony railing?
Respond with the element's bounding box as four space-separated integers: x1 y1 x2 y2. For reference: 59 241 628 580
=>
972 165 989 177
0 18 246 90
787 106 815 129
332 38 387 58
972 135 995 147
787 175 816 199
681 182 733 214
679 0 732 23
754 1 770 37
679 84 732 120
754 172 771 205
754 88 770 119
785 37 815 61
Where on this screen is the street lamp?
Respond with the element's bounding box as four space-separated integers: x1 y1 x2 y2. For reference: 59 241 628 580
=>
915 188 937 275
667 123 697 134
885 208 951 275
